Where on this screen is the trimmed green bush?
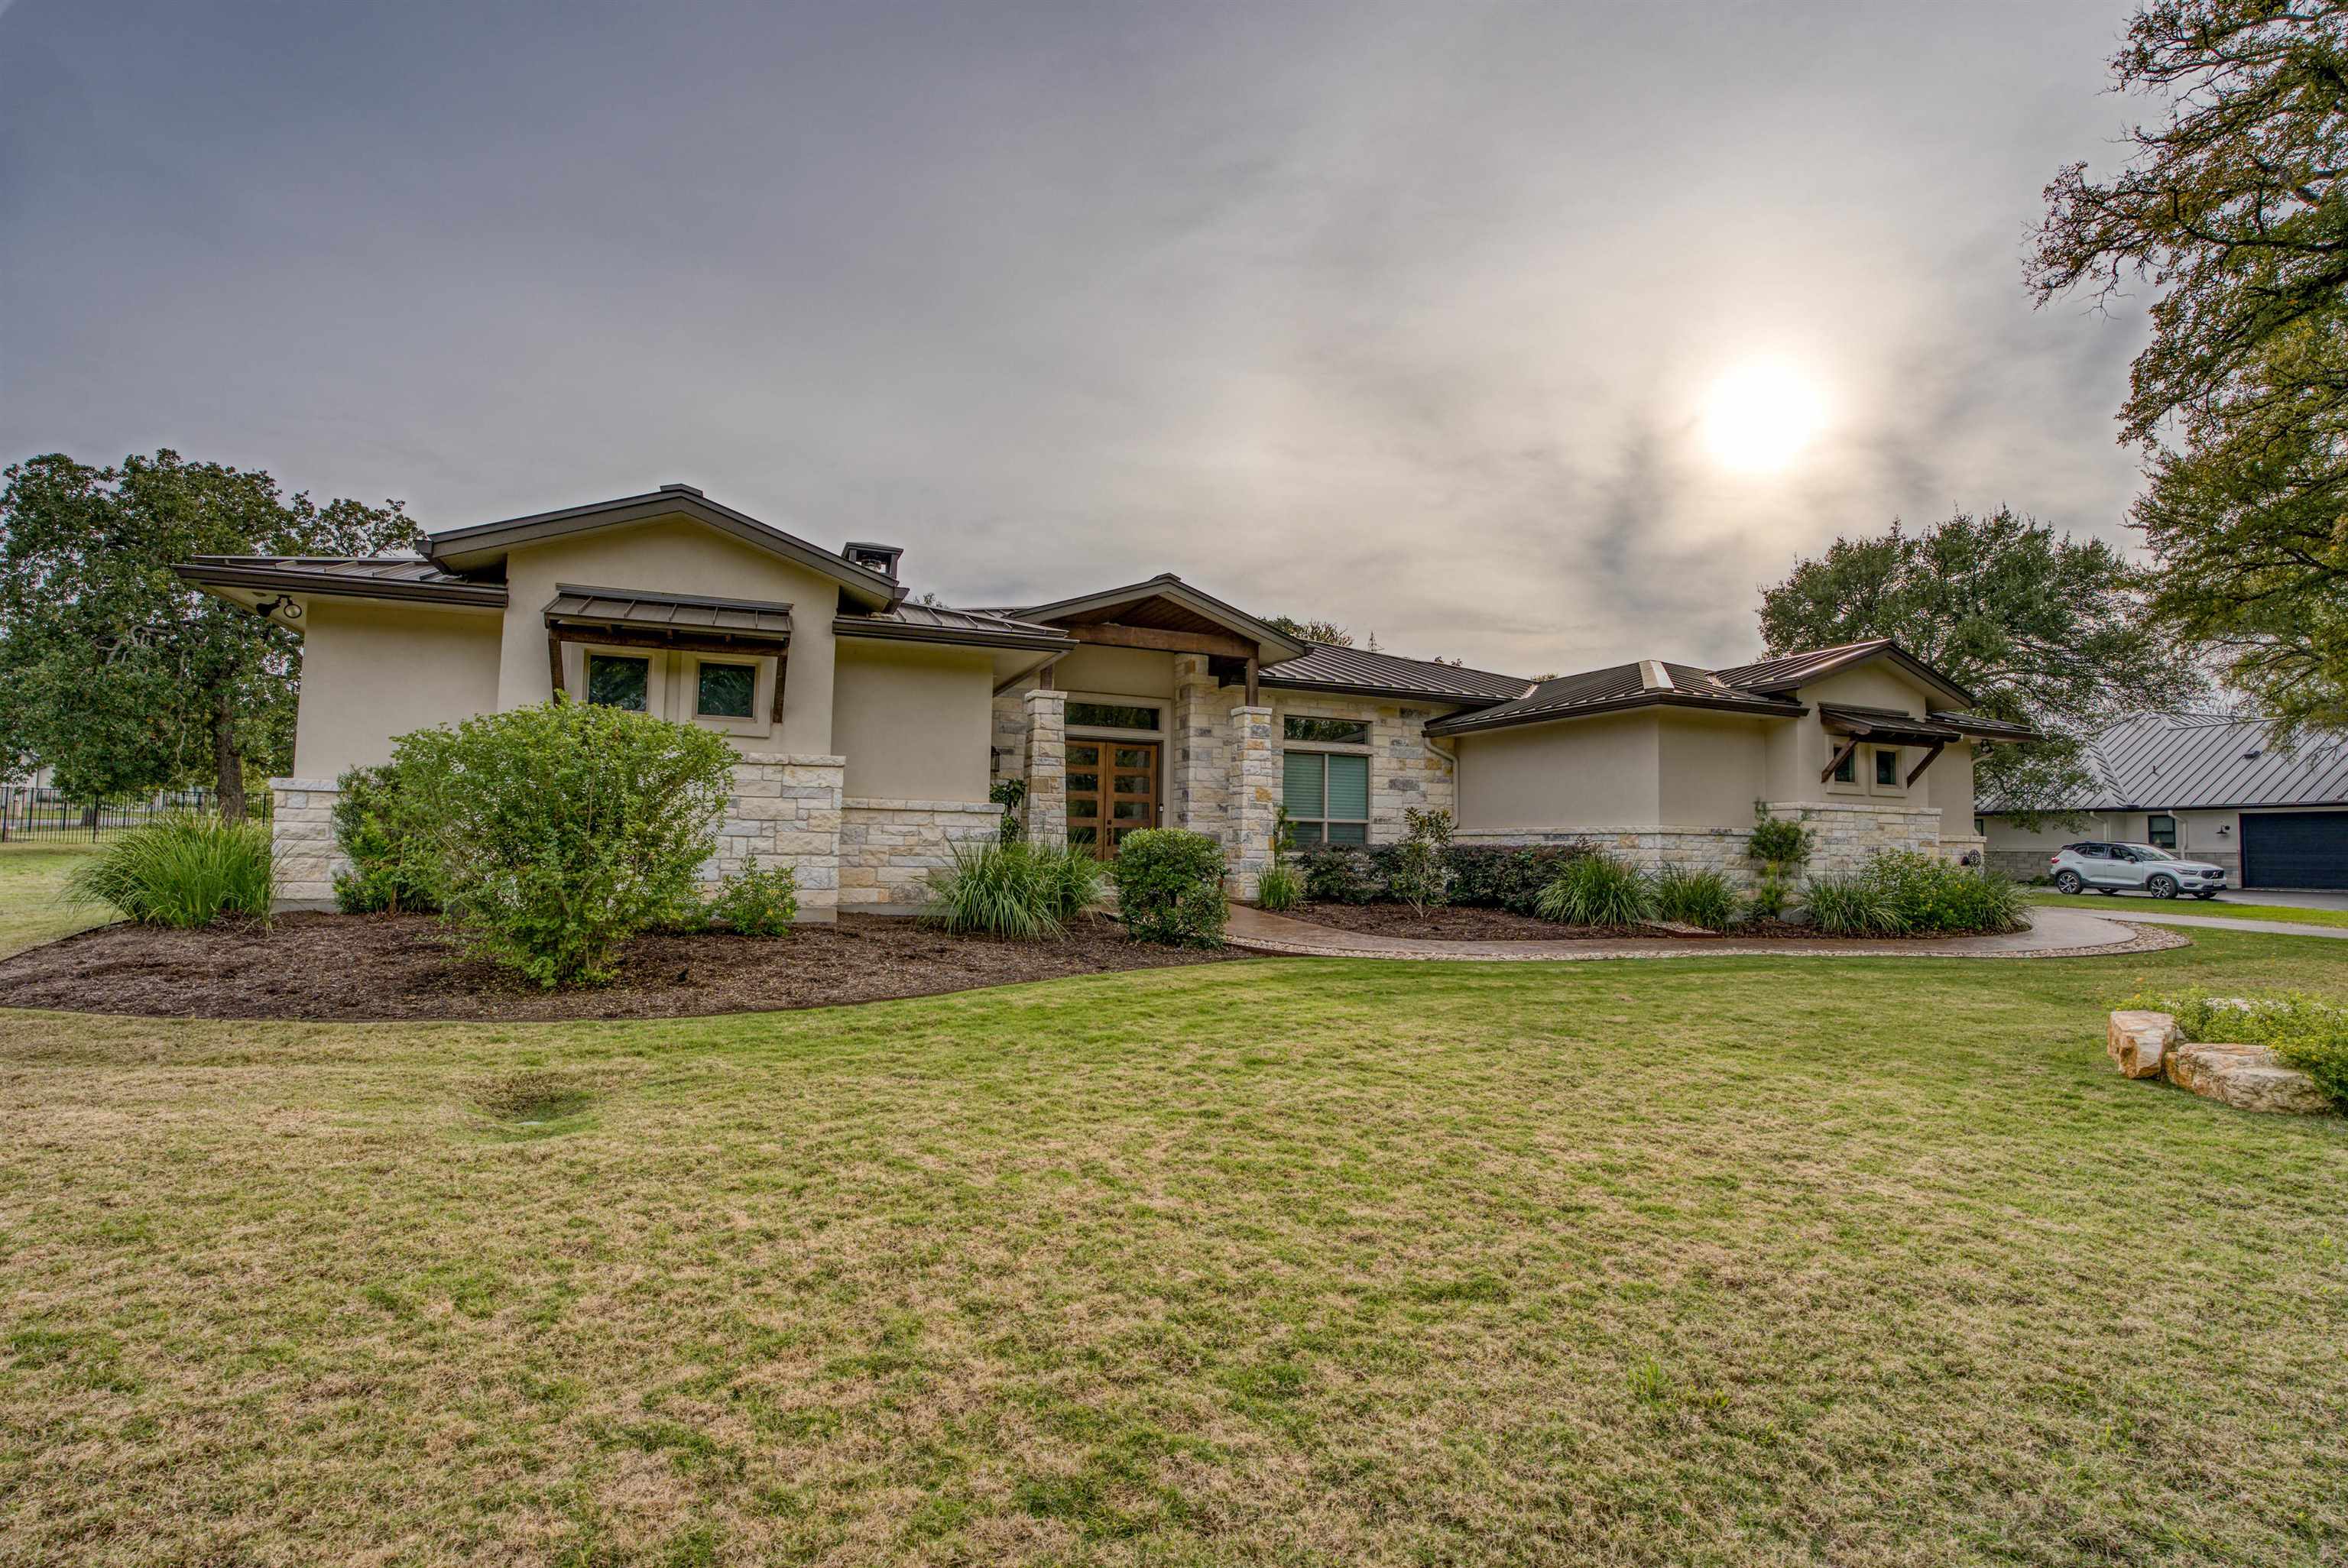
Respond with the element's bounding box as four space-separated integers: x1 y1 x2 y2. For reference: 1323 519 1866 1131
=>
921 840 1067 939
330 762 442 913
1444 843 1597 912
1533 853 1656 926
702 865 798 936
1256 863 1305 912
1802 873 1905 935
407 700 737 986
1300 845 1384 904
1862 850 2029 935
1111 828 1228 947
2126 986 2348 1113
65 813 276 928
1747 805 1813 923
1653 866 1742 931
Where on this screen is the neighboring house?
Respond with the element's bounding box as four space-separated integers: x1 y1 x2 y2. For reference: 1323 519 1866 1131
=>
177 484 2034 915
1980 714 2348 889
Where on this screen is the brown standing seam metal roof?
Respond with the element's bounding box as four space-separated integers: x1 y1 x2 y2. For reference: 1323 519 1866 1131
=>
1980 713 2348 813
544 585 793 640
1425 662 1805 736
834 603 1075 651
1816 705 1967 745
1015 574 1310 663
174 555 508 606
1710 637 1977 707
1259 642 1535 704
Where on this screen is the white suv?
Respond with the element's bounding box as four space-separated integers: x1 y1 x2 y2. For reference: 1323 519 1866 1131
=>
2048 842 2227 900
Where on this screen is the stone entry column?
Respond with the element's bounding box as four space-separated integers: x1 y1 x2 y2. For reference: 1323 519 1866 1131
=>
1170 654 1229 845
1022 688 1067 845
1227 705 1275 899
724 753 844 922
268 776 345 909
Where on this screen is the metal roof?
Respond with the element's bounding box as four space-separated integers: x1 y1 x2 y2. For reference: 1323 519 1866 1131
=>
175 555 508 607
1817 704 1966 745
1260 642 1533 703
1983 713 2348 812
1711 637 1977 707
544 585 793 640
834 602 1074 652
1425 661 1804 736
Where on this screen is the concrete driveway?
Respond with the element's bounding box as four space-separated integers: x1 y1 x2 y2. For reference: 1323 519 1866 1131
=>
2215 888 2348 912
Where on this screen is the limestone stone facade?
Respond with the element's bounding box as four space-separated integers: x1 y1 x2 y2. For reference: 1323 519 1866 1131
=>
268 777 346 908
840 796 1000 909
1020 688 1067 846
1453 801 1964 887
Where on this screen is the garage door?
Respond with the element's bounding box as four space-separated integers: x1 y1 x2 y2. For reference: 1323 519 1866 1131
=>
2242 811 2348 889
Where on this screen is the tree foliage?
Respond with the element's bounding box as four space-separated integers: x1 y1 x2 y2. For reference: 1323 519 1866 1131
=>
2032 0 2348 732
1266 614 1354 646
1756 510 2200 821
0 452 420 813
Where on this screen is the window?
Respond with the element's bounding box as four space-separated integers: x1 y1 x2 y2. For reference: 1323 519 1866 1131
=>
1283 750 1369 845
1067 701 1158 731
696 661 757 719
1974 817 1986 836
1875 747 1900 787
1285 715 1370 745
585 653 651 711
2147 813 2178 850
1832 747 1857 784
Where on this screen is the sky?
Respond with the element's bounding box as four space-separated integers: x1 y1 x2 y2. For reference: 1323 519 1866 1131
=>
0 0 2155 677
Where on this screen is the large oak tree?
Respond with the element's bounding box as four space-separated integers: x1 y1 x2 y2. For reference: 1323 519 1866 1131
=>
2033 0 2348 733
1757 509 2200 822
0 452 421 817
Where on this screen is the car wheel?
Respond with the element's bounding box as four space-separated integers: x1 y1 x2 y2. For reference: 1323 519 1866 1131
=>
2053 870 2083 895
2148 874 2178 899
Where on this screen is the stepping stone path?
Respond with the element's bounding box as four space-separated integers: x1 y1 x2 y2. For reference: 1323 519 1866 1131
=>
2106 1009 2333 1115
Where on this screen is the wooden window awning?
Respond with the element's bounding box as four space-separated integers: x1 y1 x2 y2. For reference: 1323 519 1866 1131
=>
1816 705 1965 749
543 585 793 655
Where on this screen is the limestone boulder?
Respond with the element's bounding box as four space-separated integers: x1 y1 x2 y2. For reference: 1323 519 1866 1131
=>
2106 1010 2178 1080
2164 1043 2333 1116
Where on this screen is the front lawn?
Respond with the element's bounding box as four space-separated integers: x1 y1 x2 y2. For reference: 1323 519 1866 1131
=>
2031 888 2348 928
3 929 2345 1564
0 841 107 957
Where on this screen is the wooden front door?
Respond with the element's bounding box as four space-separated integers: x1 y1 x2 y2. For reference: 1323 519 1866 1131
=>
1066 740 1159 859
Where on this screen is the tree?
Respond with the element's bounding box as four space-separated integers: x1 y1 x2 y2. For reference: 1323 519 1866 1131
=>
0 452 421 817
1265 614 1354 646
1756 510 2201 822
2032 0 2348 733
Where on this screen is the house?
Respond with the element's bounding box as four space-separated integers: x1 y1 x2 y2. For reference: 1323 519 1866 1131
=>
177 484 2035 915
1980 714 2348 889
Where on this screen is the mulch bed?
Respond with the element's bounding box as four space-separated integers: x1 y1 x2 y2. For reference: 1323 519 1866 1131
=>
1277 902 1983 944
0 912 1247 1022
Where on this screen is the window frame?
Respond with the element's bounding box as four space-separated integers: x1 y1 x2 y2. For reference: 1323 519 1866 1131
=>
1283 747 1372 847
584 650 656 714
561 643 780 737
1283 714 1371 747
692 658 760 721
2146 813 2178 850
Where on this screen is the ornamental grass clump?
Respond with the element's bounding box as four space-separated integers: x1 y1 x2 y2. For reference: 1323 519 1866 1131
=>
1801 873 1905 935
1111 828 1228 947
921 840 1069 939
1652 866 1743 931
65 812 276 928
1533 852 1656 926
406 700 737 987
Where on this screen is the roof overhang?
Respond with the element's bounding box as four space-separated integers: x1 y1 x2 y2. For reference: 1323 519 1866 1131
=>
1818 704 1967 748
1928 711 2041 744
545 585 793 650
1737 641 1977 709
1018 575 1307 666
174 559 508 623
1258 674 1485 707
833 613 1074 688
426 487 903 610
1427 690 1807 737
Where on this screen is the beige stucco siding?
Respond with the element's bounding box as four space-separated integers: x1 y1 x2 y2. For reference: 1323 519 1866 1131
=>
493 519 842 754
1050 646 1176 701
833 640 994 802
1455 712 1662 830
291 599 502 777
1657 711 1769 824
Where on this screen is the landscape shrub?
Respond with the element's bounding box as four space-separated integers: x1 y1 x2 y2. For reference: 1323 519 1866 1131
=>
1533 852 1656 926
65 813 276 928
2126 987 2348 1113
1444 843 1596 912
989 776 1026 844
1032 841 1108 922
1747 805 1813 922
1388 808 1455 914
1301 844 1384 904
1801 873 1905 935
1256 863 1305 912
1652 866 1742 931
1862 850 2029 935
1111 828 1228 947
921 840 1068 939
702 864 799 936
330 762 442 913
410 699 737 987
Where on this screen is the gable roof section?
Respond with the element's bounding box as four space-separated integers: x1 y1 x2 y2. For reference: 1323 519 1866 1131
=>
176 555 508 607
1426 660 1805 736
1017 574 1310 665
426 484 903 609
1259 642 1533 704
1981 713 2348 813
1710 637 1977 708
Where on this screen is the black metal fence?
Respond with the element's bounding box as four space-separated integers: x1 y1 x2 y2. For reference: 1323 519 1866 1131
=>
0 787 266 842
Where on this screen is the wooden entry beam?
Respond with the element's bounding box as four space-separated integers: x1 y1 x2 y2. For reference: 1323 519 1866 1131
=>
1065 622 1255 659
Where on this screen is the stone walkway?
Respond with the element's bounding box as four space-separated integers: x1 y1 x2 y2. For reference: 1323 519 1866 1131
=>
1224 904 2191 963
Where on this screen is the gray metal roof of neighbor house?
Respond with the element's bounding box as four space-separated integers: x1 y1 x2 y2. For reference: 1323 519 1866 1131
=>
1981 713 2348 813
1258 643 1534 704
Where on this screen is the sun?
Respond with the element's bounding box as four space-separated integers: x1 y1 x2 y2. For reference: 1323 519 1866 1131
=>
1701 360 1827 473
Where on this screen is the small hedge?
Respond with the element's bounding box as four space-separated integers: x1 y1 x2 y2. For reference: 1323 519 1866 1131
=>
331 762 442 913
1298 842 1596 912
702 865 798 936
1111 829 1228 947
1862 850 2029 935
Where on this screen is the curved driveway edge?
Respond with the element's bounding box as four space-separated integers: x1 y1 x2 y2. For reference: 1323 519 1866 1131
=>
1225 905 2192 962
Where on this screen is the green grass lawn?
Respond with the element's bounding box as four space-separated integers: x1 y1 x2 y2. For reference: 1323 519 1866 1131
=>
2 922 2345 1564
2031 888 2348 928
0 841 107 956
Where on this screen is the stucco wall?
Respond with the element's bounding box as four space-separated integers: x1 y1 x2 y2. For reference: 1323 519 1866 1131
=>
1454 712 1661 831
290 599 502 778
832 640 994 803
1051 646 1176 701
1657 711 1769 824
493 518 841 754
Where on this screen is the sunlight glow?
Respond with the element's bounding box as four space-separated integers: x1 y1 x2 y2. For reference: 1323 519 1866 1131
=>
1701 361 1827 473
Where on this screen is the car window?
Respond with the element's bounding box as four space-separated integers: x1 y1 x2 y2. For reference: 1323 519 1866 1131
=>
2080 844 2106 858
2125 844 2174 861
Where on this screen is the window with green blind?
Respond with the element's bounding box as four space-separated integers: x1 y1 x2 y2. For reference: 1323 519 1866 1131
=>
1283 750 1370 846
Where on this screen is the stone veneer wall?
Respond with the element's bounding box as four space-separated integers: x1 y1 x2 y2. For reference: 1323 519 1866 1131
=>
839 797 1000 909
269 776 346 908
1227 706 1276 897
1453 802 1954 889
1020 688 1067 846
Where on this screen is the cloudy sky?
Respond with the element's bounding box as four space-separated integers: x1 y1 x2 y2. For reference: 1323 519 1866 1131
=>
1 0 2152 675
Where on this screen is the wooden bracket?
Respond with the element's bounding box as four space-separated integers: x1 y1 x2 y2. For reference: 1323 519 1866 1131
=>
547 633 568 701
1821 736 1860 785
1905 742 1945 789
